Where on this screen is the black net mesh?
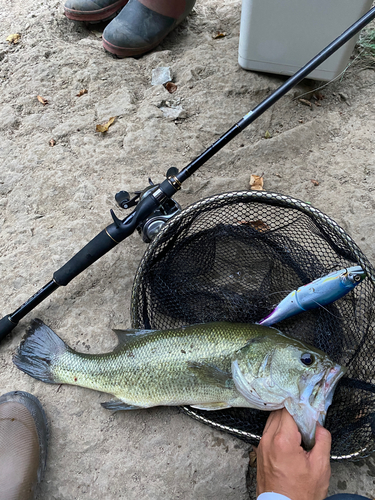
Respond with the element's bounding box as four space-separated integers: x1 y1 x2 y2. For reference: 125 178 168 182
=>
131 191 375 460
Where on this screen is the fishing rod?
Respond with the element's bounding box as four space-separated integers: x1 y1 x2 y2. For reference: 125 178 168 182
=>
1 6 375 341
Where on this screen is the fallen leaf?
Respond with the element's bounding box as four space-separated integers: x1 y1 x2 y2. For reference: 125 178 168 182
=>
250 220 270 232
250 174 264 191
249 449 257 468
96 116 116 133
49 139 56 147
76 89 88 97
37 95 48 105
212 31 227 39
237 220 270 232
164 82 177 94
299 98 312 108
311 179 319 186
6 33 21 44
264 130 272 139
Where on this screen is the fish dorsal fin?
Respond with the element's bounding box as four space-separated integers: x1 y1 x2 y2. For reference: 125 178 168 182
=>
112 328 158 345
187 361 233 389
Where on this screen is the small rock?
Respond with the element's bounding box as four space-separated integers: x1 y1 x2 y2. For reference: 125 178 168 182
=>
339 92 351 106
152 67 173 86
159 105 187 120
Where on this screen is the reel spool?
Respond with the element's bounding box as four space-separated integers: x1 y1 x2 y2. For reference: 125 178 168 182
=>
131 191 375 460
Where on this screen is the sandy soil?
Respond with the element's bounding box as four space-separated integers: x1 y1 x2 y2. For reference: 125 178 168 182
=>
1 0 375 498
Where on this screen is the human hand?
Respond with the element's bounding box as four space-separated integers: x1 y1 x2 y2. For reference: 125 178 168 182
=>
255 408 331 500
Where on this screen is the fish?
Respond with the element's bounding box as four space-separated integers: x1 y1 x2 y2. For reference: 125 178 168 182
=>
258 266 366 326
13 319 345 449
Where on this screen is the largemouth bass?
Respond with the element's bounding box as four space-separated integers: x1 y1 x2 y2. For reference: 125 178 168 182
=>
13 319 345 448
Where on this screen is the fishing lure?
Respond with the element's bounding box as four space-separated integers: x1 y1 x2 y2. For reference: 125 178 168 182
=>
259 266 366 326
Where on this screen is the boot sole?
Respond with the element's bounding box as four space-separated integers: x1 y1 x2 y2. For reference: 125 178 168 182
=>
65 0 128 22
102 36 162 57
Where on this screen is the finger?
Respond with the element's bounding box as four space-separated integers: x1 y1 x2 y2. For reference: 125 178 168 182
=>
279 407 301 437
311 422 331 458
262 409 283 435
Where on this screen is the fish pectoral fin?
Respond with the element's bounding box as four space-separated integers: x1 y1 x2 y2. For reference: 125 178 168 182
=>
112 328 158 346
187 361 232 389
101 400 144 411
190 403 232 411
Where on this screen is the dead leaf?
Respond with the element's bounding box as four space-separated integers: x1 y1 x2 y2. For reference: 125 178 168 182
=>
249 220 270 232
264 130 272 139
249 450 257 468
299 98 312 108
237 220 270 232
311 179 319 186
96 116 116 133
250 174 264 191
49 139 56 147
37 95 48 105
76 89 88 97
212 31 227 39
6 33 21 44
164 82 177 94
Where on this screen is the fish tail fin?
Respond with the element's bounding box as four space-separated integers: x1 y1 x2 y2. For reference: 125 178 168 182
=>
13 319 68 384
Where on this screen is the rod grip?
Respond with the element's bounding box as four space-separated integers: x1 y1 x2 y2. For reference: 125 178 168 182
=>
0 316 17 340
53 229 117 286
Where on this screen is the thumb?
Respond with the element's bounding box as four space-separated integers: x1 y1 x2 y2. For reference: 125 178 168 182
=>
310 423 331 459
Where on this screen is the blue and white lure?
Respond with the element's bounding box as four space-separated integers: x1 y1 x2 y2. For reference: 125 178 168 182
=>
259 266 366 326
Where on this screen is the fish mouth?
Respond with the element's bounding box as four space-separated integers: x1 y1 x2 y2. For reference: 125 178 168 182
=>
309 364 346 422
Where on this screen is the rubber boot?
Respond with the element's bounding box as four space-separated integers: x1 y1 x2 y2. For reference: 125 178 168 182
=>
102 0 196 58
64 0 129 23
0 391 48 500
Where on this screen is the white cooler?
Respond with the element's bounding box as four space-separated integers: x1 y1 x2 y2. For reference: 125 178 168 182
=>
238 0 373 81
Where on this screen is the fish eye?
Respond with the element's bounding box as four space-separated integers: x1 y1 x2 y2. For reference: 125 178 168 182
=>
301 353 315 366
353 274 361 282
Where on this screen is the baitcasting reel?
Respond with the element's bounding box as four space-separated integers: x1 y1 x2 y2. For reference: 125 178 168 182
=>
114 167 182 243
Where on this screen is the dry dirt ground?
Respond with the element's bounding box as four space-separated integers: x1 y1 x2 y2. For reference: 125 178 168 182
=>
1 0 375 498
